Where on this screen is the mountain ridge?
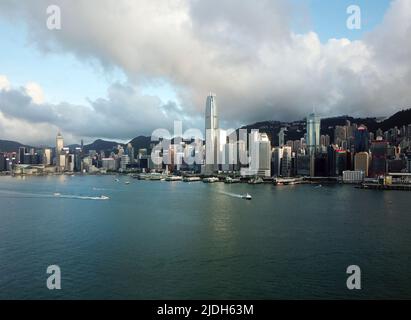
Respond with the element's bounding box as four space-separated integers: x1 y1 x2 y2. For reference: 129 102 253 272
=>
1 108 410 152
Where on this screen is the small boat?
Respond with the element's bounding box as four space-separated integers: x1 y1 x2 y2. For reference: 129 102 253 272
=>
114 179 120 182
124 181 130 185
242 193 252 200
53 192 61 197
225 177 241 184
100 195 110 200
203 177 219 183
165 175 182 181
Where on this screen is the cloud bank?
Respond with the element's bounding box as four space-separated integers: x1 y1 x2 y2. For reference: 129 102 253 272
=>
0 0 411 144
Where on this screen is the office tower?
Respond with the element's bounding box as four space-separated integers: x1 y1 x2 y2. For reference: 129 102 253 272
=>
296 154 311 176
18 147 28 164
306 113 321 155
258 133 272 177
335 149 348 176
354 125 369 153
120 154 130 171
0 153 5 171
280 146 292 177
205 93 219 174
320 134 330 147
278 128 286 147
354 152 370 177
271 147 283 177
334 126 347 146
56 132 64 170
65 154 75 172
127 143 135 164
43 148 52 166
240 131 271 177
370 138 388 177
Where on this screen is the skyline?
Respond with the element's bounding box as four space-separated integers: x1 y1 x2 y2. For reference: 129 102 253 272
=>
0 0 410 146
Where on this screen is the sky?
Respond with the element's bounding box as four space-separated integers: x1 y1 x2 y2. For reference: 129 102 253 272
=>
0 0 409 145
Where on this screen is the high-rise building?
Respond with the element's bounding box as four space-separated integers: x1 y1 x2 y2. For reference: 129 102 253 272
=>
334 126 347 146
241 131 271 177
278 128 286 147
43 148 52 166
205 93 219 174
0 153 5 171
18 147 28 164
354 152 370 177
354 125 369 153
56 132 64 171
370 139 388 177
120 154 130 171
280 146 292 177
271 147 283 177
306 113 321 155
335 150 348 176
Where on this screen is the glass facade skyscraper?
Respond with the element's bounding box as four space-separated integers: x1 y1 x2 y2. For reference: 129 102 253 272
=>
306 113 321 155
205 93 219 174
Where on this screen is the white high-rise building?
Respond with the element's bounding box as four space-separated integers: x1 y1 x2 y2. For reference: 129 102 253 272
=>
205 93 219 174
56 132 65 171
241 131 271 177
43 148 52 166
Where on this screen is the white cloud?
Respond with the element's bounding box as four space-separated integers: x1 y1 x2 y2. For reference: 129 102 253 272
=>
0 0 410 144
24 82 45 104
0 75 10 91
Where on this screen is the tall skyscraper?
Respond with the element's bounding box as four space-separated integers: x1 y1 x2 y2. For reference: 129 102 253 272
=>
278 128 286 147
306 112 320 176
306 113 321 155
205 93 219 174
56 131 64 171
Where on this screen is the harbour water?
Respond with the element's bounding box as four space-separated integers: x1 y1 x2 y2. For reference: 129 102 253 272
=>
0 175 410 299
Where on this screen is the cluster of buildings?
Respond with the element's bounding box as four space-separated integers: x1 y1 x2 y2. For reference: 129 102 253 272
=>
200 94 411 183
1 93 411 184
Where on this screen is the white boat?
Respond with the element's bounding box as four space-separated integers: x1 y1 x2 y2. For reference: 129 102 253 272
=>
99 195 110 200
225 177 241 184
53 192 61 197
183 176 201 182
165 175 182 181
242 193 252 200
203 177 219 183
114 178 120 182
124 181 130 185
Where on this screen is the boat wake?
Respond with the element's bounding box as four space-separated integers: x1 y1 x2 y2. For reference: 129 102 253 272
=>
220 191 243 199
0 189 109 200
54 194 110 200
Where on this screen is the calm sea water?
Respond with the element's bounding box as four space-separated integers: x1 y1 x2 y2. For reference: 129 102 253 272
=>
0 175 410 299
